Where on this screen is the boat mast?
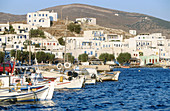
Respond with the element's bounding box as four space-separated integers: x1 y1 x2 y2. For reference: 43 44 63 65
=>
29 40 31 65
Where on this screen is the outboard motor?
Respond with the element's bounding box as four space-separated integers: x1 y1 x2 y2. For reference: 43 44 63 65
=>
72 72 78 77
68 77 72 81
67 71 73 76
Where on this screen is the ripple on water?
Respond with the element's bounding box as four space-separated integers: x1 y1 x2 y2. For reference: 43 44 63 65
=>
1 68 170 110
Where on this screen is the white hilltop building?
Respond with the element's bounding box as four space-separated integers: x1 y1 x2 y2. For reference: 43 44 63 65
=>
12 23 37 35
76 18 96 25
27 11 58 27
129 30 137 35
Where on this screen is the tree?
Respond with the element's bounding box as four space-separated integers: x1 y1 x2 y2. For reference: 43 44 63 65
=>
36 52 55 63
117 52 131 65
0 51 5 63
99 53 115 62
65 53 74 63
58 37 65 46
67 23 81 34
29 29 46 38
10 50 16 58
9 25 15 34
10 50 33 63
78 53 88 62
36 51 46 63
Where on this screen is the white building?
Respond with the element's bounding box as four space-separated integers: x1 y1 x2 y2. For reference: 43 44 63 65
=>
27 11 57 27
0 34 29 51
84 30 105 40
12 23 37 35
76 18 96 25
0 23 9 34
129 30 137 35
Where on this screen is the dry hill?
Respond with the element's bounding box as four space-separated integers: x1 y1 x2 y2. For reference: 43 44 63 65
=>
0 4 170 38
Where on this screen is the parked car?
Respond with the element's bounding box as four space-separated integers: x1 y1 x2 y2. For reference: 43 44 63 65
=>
0 62 13 74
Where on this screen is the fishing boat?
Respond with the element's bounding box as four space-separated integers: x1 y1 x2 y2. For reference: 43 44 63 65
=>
0 76 54 102
54 75 85 89
98 71 121 81
37 70 85 89
121 66 130 68
74 67 99 85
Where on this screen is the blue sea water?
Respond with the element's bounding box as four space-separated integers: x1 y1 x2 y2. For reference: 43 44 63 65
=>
0 68 170 111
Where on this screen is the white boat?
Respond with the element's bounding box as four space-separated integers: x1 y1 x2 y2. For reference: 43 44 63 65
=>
74 67 98 85
76 67 121 81
0 76 54 102
37 70 85 89
54 75 85 89
99 71 121 81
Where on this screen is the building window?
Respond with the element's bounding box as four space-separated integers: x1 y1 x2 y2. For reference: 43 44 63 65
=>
0 38 1 41
29 20 31 22
29 15 31 17
168 43 170 46
39 14 41 16
95 53 97 57
46 14 48 16
34 14 36 16
34 20 36 22
44 43 46 45
20 36 22 39
24 35 27 39
84 51 86 54
18 26 20 29
53 43 55 45
47 43 49 45
42 14 44 16
42 20 44 22
39 20 41 22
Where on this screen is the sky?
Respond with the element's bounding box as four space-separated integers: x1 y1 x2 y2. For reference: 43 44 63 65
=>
0 0 169 21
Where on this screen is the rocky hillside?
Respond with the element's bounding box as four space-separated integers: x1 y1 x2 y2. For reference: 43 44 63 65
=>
42 4 170 38
40 20 133 39
0 12 26 23
0 4 170 38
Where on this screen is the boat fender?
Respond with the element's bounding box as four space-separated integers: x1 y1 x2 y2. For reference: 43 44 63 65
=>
91 74 96 79
60 76 63 82
57 63 63 70
64 62 71 69
16 82 21 91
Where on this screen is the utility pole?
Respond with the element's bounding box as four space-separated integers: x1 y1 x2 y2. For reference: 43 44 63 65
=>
64 17 68 63
61 8 62 20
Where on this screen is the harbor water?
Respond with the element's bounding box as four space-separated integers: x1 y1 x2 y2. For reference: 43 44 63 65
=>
0 68 170 110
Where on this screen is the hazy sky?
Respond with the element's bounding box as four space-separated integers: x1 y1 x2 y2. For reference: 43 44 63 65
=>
0 0 169 21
